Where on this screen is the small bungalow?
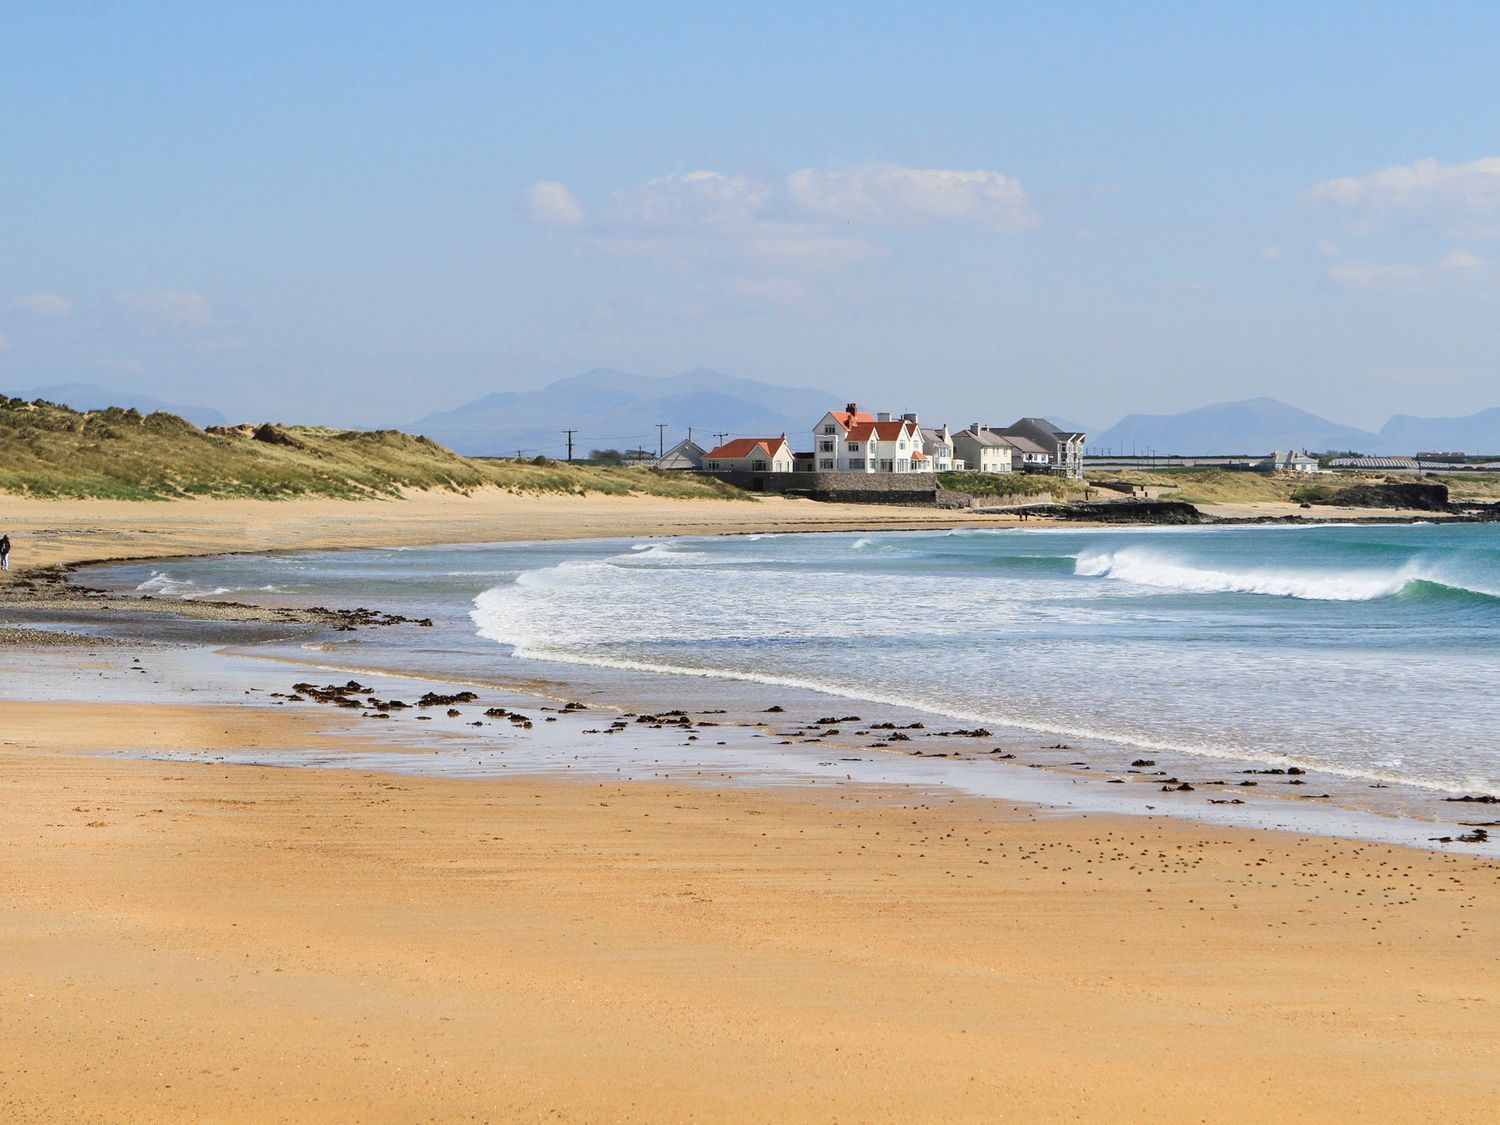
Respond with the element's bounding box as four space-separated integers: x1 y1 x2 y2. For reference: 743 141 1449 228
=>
702 435 796 473
1260 450 1324 474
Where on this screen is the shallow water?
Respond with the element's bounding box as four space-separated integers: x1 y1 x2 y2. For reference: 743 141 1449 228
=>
89 522 1500 799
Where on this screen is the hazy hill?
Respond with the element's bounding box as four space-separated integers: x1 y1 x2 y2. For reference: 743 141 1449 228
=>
9 382 227 428
0 398 744 501
408 368 842 456
1091 397 1375 456
1376 408 1500 456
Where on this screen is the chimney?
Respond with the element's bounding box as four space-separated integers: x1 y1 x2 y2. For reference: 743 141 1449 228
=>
877 412 891 423
969 422 981 434
845 402 858 413
902 412 918 424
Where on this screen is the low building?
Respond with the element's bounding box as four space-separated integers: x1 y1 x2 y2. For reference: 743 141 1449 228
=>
919 424 961 471
1260 450 1324 474
657 438 706 470
951 424 1017 474
998 418 1086 479
702 435 795 473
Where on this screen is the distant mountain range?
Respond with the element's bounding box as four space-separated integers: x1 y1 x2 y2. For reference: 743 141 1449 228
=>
6 373 1497 459
4 382 227 428
1092 396 1500 457
405 368 844 457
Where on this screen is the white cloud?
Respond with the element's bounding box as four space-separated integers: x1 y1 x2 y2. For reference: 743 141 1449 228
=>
114 290 213 329
1316 240 1342 258
14 291 73 317
523 162 1033 273
1439 248 1487 269
1258 245 1285 260
525 180 587 228
786 165 1035 231
1328 249 1491 291
1329 262 1421 290
1304 157 1500 217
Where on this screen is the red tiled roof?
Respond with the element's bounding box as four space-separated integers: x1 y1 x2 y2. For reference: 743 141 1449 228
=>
847 420 915 442
827 409 876 429
705 437 788 459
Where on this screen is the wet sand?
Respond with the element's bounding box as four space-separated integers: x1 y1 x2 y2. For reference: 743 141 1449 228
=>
3 490 1498 1120
3 700 1497 1121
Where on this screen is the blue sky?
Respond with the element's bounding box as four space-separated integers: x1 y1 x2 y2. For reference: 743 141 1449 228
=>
3 2 1498 431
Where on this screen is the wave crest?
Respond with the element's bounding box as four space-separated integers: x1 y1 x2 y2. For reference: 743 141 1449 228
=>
1074 547 1497 602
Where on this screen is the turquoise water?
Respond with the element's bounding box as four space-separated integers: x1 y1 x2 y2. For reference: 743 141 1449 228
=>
96 523 1500 795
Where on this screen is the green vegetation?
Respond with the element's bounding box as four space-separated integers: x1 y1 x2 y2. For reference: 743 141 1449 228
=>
1086 468 1311 505
0 398 748 501
1088 466 1500 506
938 472 1089 501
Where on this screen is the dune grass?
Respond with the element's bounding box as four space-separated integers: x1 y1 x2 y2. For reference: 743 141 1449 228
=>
938 472 1088 500
0 398 748 501
1085 468 1310 505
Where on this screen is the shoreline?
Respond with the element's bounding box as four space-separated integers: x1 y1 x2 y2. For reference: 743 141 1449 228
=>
4 490 1499 1119
8 498 1500 853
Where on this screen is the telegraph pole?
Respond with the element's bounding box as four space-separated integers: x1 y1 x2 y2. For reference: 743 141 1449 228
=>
562 429 577 462
713 431 729 446
656 422 667 459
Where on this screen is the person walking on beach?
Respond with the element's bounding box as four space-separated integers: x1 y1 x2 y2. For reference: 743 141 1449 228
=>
0 534 9 571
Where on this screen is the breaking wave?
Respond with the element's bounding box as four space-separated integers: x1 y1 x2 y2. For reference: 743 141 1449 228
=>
1074 547 1500 603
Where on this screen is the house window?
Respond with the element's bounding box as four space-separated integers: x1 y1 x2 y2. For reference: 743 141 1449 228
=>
819 459 835 470
880 459 893 472
819 441 834 452
751 460 767 471
849 458 865 469
705 461 719 470
823 425 835 434
847 443 860 451
897 440 906 450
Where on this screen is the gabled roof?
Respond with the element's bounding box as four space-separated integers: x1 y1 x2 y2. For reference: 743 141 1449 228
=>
704 436 789 459
847 420 917 442
1002 434 1050 455
1015 417 1084 438
956 427 1016 449
919 427 950 446
823 408 876 430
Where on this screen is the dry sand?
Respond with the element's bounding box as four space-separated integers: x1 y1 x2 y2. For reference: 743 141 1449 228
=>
3 701 1497 1121
2 489 1498 1121
0 488 1027 573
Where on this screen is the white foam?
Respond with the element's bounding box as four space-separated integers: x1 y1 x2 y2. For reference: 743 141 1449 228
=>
1073 547 1428 601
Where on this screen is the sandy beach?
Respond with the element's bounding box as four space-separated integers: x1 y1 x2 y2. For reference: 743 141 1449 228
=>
2 490 1498 1121
0 488 1034 574
3 699 1496 1121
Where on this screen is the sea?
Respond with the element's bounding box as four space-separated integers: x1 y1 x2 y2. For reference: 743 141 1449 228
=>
87 521 1500 808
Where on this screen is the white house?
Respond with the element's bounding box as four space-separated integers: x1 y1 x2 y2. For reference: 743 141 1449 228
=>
1260 450 1324 474
951 425 1017 474
702 435 795 473
919 424 962 471
658 438 706 470
811 403 929 472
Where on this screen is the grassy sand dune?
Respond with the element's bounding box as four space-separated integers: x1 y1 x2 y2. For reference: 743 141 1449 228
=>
0 397 744 501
